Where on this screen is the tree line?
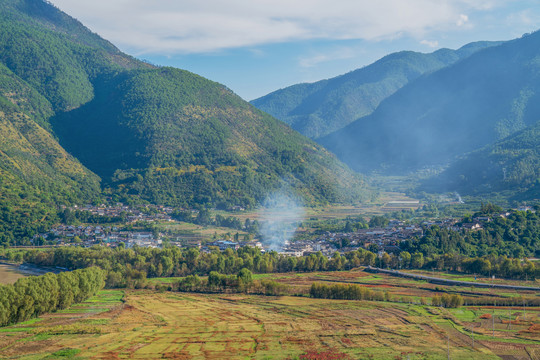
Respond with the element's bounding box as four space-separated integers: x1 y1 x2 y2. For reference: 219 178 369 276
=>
310 282 387 302
0 267 105 327
175 269 290 296
1 244 538 290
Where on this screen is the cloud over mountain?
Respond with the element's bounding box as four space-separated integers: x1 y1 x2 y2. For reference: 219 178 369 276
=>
48 0 502 54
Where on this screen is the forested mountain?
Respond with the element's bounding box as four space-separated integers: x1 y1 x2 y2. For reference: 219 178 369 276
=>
320 30 540 174
251 42 498 139
52 66 367 208
422 121 540 199
0 0 368 245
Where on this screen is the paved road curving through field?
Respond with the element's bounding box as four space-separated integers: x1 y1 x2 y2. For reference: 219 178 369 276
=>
365 266 540 292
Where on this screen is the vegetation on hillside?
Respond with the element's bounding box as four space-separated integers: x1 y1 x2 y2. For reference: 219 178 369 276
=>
422 121 540 199
53 67 368 208
252 42 499 139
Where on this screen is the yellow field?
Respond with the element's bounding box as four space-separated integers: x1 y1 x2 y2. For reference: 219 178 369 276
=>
1 288 538 359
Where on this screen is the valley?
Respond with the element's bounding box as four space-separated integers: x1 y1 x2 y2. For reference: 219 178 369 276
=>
0 1 539 359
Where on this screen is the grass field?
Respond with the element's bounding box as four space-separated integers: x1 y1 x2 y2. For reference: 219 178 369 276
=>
0 283 538 359
233 269 540 306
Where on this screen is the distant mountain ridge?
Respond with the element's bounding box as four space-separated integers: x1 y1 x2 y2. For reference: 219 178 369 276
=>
319 30 540 177
251 41 500 139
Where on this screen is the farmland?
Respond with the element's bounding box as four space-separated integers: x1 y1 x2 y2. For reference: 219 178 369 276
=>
0 269 539 360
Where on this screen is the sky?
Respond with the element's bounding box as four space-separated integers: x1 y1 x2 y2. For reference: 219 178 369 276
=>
48 0 540 101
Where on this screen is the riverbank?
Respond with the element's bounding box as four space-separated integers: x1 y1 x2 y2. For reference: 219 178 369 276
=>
0 264 30 284
0 262 63 285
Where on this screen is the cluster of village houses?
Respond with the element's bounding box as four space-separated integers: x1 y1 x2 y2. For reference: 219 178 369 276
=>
34 205 535 256
67 204 175 223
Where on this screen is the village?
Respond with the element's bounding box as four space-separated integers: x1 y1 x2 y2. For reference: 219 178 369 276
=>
32 204 535 257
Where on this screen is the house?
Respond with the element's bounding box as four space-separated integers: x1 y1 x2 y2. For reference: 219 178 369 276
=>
462 223 483 231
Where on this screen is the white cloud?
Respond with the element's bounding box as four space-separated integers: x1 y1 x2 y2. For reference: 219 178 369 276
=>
299 47 358 68
457 14 469 26
48 0 512 54
420 40 439 48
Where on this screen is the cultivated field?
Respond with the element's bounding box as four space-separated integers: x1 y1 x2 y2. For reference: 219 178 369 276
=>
0 285 538 359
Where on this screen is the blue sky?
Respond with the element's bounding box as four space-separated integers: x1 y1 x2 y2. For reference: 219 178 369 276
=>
49 0 540 100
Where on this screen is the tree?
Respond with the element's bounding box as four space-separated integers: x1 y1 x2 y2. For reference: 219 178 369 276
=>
237 268 253 292
369 216 389 228
411 252 424 268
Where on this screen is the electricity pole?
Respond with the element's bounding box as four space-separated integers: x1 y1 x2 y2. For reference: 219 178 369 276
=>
492 308 495 337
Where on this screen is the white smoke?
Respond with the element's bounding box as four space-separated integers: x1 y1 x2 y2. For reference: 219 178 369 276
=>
259 187 305 252
454 192 464 204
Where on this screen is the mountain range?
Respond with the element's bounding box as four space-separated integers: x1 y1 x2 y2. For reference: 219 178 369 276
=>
0 0 367 244
318 31 540 176
1 0 539 246
251 41 499 139
253 30 540 202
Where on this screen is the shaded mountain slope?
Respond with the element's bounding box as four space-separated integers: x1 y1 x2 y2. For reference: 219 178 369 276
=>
422 121 540 200
251 41 499 139
52 67 367 207
0 64 100 245
320 31 540 174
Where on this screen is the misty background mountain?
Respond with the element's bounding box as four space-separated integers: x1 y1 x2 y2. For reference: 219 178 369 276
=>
251 41 500 139
422 121 540 200
253 30 540 203
318 30 540 175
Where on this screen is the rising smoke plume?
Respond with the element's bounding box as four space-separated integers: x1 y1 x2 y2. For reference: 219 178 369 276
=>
259 186 305 252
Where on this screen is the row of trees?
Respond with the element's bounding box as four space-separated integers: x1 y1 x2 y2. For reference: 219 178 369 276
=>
0 267 105 327
310 282 387 301
310 282 466 308
431 294 464 308
176 269 289 296
1 245 538 289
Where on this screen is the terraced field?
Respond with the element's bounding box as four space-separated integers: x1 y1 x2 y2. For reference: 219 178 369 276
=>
0 289 538 359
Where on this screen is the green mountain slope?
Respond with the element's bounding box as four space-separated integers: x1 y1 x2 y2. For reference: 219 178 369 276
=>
0 65 101 245
0 0 150 244
422 121 540 200
52 67 367 208
320 31 540 174
0 0 145 113
0 0 368 241
251 42 499 139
